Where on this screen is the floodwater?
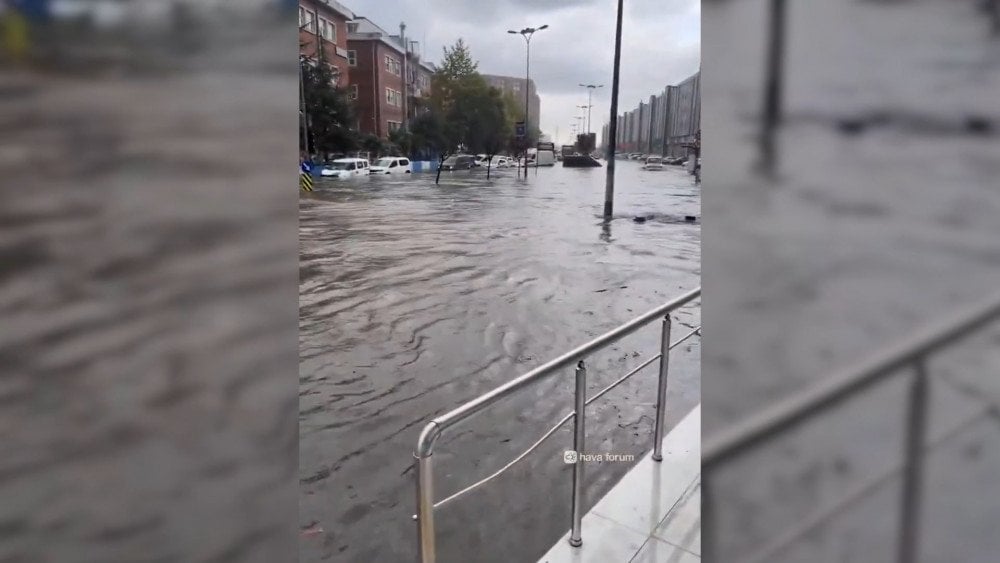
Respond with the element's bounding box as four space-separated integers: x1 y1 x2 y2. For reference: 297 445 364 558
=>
299 161 701 562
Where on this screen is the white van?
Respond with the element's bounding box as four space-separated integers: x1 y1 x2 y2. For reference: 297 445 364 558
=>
369 156 411 175
321 158 370 178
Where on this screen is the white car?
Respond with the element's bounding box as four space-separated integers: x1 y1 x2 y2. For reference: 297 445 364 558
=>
321 158 369 178
473 154 488 167
487 156 512 168
369 157 411 175
642 156 664 170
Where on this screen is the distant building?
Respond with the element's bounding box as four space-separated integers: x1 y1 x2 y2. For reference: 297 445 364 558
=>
602 69 700 158
481 74 541 133
298 0 355 87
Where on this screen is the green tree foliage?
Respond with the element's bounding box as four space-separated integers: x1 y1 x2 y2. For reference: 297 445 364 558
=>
436 38 479 82
409 111 449 158
301 56 357 155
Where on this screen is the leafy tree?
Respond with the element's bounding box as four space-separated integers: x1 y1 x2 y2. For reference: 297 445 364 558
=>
410 111 448 160
436 39 478 81
301 56 357 155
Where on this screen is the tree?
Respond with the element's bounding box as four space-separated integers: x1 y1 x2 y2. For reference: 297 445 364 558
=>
301 56 357 156
467 87 511 179
436 39 478 81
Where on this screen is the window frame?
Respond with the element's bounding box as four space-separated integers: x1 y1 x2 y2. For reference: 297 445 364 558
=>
318 17 335 42
299 8 316 34
347 50 357 66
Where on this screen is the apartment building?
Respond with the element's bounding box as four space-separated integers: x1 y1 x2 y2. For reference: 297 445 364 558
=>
298 0 355 86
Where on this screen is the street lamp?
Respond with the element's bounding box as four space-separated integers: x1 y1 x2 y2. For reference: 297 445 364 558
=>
507 24 548 178
578 83 603 135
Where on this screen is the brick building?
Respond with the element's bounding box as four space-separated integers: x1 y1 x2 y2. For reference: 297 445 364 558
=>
481 74 541 133
347 17 410 138
298 0 355 86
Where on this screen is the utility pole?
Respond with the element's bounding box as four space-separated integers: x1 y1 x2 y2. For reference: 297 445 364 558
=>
760 0 786 174
603 0 624 221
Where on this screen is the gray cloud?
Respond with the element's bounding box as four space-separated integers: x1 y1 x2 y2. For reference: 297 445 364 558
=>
354 0 699 145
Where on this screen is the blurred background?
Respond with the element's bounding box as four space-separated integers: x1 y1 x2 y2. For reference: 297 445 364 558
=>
1 1 299 561
703 0 1000 561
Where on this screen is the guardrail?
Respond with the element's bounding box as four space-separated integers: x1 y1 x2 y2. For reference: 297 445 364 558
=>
702 289 1000 563
412 288 701 563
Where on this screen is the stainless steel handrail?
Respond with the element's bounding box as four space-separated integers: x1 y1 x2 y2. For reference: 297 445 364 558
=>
413 288 701 563
702 289 1000 563
427 326 701 512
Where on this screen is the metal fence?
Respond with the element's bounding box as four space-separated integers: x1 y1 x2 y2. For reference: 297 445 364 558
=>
702 289 1000 562
411 288 701 563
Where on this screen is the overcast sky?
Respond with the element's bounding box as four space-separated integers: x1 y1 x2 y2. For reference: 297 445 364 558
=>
351 0 700 146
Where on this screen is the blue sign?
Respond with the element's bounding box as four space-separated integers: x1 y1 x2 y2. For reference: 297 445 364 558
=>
515 122 526 139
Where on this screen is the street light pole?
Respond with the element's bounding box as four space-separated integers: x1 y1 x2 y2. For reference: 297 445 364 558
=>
603 0 624 221
578 84 603 135
508 25 548 179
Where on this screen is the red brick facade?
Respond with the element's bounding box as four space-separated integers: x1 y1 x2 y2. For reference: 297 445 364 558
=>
298 0 353 87
347 38 405 139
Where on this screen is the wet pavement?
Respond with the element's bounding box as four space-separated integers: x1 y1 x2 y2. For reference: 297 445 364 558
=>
299 162 701 562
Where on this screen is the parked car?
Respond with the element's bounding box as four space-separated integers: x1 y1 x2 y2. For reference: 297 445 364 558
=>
321 158 370 178
369 156 411 175
440 154 476 171
473 154 488 167
487 156 512 168
642 156 664 170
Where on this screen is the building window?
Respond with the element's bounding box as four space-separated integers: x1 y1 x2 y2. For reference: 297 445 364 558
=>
318 17 335 42
298 7 315 34
347 22 358 33
384 55 400 76
388 121 401 132
347 50 356 66
385 88 402 107
349 85 358 100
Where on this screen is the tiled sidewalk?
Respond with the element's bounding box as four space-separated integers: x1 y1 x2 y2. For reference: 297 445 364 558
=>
538 405 701 562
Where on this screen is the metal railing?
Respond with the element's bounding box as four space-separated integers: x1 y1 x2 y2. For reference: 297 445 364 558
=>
702 289 1000 563
412 288 701 563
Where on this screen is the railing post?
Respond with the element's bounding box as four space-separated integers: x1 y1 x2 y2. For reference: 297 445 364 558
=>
652 315 672 461
898 359 929 563
415 423 440 563
569 360 587 547
415 453 435 562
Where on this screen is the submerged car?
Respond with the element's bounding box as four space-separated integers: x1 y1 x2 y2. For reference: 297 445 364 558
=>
440 154 476 171
369 156 411 175
487 156 512 168
642 156 664 170
320 158 370 178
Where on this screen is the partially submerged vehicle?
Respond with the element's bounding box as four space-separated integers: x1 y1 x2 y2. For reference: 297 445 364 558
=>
320 158 370 178
440 154 476 171
642 156 664 170
369 156 412 175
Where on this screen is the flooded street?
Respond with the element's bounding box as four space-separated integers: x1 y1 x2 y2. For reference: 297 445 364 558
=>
299 162 701 562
